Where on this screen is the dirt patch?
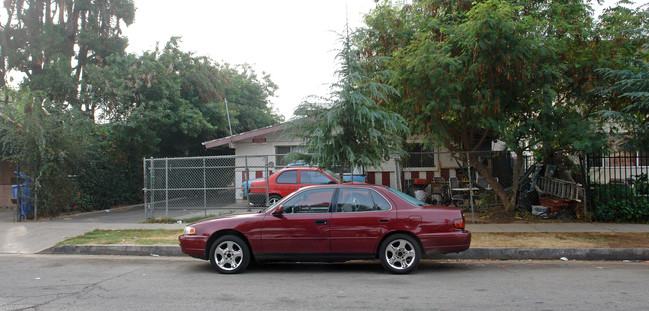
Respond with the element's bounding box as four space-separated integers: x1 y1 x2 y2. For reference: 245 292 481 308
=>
471 232 649 248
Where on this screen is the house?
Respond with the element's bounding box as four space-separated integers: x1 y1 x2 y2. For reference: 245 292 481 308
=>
202 122 508 200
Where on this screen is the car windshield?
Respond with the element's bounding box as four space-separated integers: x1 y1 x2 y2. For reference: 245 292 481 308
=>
386 187 426 206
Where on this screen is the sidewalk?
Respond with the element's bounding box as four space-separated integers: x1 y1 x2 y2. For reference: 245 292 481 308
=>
2 205 648 261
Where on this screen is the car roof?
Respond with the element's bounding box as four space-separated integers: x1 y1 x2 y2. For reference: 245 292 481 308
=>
300 183 387 190
278 166 323 171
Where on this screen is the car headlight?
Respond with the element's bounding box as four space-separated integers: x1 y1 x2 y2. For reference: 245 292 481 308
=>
183 226 196 235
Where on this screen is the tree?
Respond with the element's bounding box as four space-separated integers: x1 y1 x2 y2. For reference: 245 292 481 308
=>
286 26 409 180
596 4 649 152
598 58 649 151
92 38 283 157
0 87 96 217
359 0 640 211
1 0 135 116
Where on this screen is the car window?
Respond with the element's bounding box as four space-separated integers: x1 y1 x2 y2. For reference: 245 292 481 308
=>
282 188 334 214
386 187 426 206
300 171 332 184
370 191 391 210
336 188 386 212
276 170 298 184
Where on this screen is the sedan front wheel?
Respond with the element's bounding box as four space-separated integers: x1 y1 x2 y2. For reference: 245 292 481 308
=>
379 234 421 274
209 235 250 274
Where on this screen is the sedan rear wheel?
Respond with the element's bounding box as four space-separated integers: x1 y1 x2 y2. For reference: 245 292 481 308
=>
379 234 421 274
209 235 250 274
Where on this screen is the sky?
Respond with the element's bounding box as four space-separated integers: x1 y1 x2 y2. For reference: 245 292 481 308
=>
123 0 378 120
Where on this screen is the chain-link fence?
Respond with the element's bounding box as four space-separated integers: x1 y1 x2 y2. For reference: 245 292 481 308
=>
143 155 308 219
144 156 238 220
143 151 537 222
145 150 649 223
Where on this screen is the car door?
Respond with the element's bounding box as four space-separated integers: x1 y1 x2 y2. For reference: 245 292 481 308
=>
273 169 299 197
261 188 334 255
329 188 395 254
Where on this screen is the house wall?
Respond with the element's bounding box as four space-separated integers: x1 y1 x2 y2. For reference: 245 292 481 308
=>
212 129 496 199
365 152 462 190
231 131 302 199
589 166 649 184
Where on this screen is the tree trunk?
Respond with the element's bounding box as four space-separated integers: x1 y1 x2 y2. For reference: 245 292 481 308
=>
338 159 346 183
468 151 524 212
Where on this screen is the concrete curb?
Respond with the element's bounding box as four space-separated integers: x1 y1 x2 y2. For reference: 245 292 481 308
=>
44 244 184 257
43 245 649 261
427 247 649 261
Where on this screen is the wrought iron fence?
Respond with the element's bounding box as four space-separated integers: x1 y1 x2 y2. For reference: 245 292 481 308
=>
586 152 649 222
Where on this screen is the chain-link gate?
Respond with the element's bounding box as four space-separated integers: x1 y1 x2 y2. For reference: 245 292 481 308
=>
144 156 239 220
143 155 296 220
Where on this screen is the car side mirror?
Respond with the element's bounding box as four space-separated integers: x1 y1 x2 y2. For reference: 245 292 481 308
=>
272 206 284 217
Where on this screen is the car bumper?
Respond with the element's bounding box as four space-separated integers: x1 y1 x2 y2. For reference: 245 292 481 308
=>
178 235 209 259
419 230 471 254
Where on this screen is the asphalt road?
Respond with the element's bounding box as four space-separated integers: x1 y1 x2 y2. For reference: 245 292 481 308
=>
1 255 647 311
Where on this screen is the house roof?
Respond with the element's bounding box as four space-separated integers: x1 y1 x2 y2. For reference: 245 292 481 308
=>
202 123 287 149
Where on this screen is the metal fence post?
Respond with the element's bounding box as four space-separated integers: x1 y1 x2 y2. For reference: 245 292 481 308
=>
203 157 207 217
245 155 249 199
466 152 475 223
582 152 590 221
264 155 270 205
142 158 153 220
395 154 403 191
165 158 169 217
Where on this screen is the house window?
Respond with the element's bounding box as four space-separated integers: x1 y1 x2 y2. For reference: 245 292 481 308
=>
275 145 303 166
405 144 435 168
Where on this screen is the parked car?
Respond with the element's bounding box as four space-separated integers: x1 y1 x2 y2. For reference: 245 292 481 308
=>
178 183 471 274
247 167 338 206
241 177 264 199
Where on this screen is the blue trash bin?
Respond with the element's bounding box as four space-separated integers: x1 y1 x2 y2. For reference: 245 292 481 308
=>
12 182 33 221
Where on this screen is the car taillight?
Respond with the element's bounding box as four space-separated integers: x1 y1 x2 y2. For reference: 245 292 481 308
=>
453 218 465 229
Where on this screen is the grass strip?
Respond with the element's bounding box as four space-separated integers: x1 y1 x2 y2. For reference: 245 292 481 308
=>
56 229 183 247
57 231 649 248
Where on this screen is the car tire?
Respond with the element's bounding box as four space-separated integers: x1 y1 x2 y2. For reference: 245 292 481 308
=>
267 194 282 206
379 234 421 274
209 235 251 274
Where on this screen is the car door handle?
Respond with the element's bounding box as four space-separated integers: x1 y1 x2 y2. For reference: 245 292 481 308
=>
315 219 327 225
378 218 390 223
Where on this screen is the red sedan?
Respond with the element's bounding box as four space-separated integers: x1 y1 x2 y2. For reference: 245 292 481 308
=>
247 166 338 206
179 184 471 274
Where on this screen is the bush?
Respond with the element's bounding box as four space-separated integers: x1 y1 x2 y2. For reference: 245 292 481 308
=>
592 183 649 223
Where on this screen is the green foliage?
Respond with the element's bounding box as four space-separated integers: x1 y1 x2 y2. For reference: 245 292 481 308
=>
0 88 95 217
360 0 646 210
592 182 649 223
597 59 649 151
286 27 409 178
90 38 283 157
0 2 286 218
0 0 135 112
